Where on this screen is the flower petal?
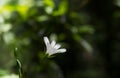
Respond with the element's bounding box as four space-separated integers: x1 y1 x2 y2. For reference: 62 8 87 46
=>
54 44 61 49
44 37 50 45
51 40 56 47
46 48 57 56
44 36 66 56
57 49 66 53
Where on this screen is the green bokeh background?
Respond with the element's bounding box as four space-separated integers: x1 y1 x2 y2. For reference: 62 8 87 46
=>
0 0 120 78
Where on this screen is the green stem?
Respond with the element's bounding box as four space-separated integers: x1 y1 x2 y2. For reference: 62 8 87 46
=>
17 59 22 78
14 48 22 78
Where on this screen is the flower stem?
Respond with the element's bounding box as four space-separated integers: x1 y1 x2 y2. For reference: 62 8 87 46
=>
14 48 22 78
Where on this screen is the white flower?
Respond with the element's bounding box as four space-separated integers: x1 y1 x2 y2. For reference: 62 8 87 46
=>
44 37 66 56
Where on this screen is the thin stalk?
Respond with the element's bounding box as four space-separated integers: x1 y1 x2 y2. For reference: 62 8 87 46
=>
14 48 22 78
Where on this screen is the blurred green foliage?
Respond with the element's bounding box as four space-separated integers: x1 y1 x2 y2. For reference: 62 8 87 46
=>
0 0 120 78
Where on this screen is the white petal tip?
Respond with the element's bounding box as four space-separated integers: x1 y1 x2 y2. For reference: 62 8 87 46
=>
44 37 49 44
57 49 66 53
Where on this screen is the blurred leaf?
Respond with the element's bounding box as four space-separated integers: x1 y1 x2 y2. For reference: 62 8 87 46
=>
115 0 120 7
3 32 15 44
0 0 9 6
0 74 19 78
16 5 29 19
44 0 55 14
79 25 94 34
0 69 9 76
0 5 14 13
37 15 49 22
0 15 4 23
53 0 68 16
45 6 54 14
50 34 57 41
0 23 12 33
80 38 93 53
44 0 55 7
